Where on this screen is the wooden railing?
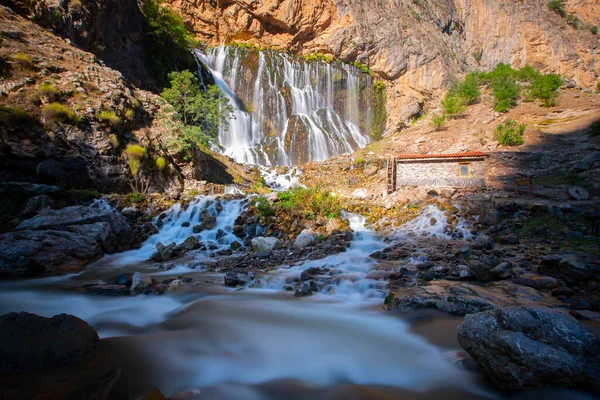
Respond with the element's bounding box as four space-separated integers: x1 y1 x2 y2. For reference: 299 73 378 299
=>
387 157 396 194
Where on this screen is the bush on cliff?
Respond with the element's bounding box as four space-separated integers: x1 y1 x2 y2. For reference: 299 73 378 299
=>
276 187 342 220
494 119 525 146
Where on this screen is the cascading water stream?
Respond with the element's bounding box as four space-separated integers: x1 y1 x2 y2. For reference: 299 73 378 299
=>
194 46 380 166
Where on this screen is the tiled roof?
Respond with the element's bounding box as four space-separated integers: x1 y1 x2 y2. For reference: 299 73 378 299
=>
396 151 487 160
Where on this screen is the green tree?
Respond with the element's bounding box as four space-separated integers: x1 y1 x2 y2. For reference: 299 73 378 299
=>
160 70 233 150
441 91 466 117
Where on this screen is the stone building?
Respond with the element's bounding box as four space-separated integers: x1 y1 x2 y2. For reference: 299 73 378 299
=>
389 152 487 190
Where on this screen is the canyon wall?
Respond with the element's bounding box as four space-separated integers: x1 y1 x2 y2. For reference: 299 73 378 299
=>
171 0 600 130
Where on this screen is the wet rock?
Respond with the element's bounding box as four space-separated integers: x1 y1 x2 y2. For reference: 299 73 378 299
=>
457 306 600 391
224 272 250 287
472 234 494 249
295 281 313 297
22 195 52 217
468 260 512 282
293 229 317 249
513 275 559 290
180 236 201 251
559 257 591 281
167 279 184 291
251 236 282 252
216 248 232 256
130 272 152 295
115 274 132 287
230 241 242 250
181 221 191 228
300 266 328 281
552 287 575 297
200 211 216 230
87 284 129 296
0 312 98 373
121 207 141 219
192 224 203 233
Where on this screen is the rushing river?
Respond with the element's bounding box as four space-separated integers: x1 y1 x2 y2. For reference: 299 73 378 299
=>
0 195 597 400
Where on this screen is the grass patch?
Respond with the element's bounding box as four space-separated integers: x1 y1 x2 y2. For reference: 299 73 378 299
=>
155 156 166 169
97 110 120 128
0 105 31 126
38 83 61 101
520 215 563 236
124 192 145 204
559 237 600 255
494 119 525 146
276 186 343 220
548 0 566 17
355 157 365 165
256 196 275 218
11 53 35 70
42 102 80 126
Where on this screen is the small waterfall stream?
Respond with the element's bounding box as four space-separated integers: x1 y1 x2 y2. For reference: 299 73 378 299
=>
194 46 383 166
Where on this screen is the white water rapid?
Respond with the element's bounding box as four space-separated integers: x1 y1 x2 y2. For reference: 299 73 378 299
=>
194 46 378 166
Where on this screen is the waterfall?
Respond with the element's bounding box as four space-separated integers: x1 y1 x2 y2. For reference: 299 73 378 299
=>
194 46 381 166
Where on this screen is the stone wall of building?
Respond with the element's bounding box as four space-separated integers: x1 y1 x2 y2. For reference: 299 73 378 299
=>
396 158 486 187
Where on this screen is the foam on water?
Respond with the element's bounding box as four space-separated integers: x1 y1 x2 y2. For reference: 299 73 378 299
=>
101 196 247 265
256 212 390 303
398 205 474 240
259 166 304 191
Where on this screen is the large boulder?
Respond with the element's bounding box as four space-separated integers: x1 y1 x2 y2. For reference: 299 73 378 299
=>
16 205 133 253
468 260 513 282
0 204 136 278
559 256 592 282
0 312 99 374
457 306 600 391
251 236 282 252
293 229 318 249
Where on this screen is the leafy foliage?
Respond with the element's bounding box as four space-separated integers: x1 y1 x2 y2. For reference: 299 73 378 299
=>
256 196 275 218
456 73 481 105
160 70 233 151
529 74 563 107
548 0 566 17
441 90 466 117
355 157 365 165
276 187 342 220
494 119 525 146
140 0 198 86
430 113 447 131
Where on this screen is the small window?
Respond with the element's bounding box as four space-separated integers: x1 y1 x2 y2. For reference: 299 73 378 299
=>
459 163 470 177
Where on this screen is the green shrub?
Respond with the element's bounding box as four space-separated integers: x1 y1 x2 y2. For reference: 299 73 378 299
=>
591 26 599 35
548 0 566 17
566 13 580 29
303 53 334 63
256 196 274 218
155 156 167 169
0 105 31 126
97 110 120 128
529 73 562 107
12 53 35 70
38 83 61 101
352 61 374 77
124 108 135 120
589 119 600 137
374 80 386 93
596 82 600 93
430 113 447 131
516 65 541 82
42 102 80 125
494 119 526 146
276 187 342 220
125 192 145 204
441 91 466 117
355 157 365 165
493 80 521 112
457 73 481 105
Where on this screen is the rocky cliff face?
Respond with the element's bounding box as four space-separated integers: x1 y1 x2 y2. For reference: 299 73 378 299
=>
172 0 600 129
